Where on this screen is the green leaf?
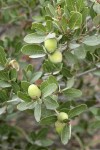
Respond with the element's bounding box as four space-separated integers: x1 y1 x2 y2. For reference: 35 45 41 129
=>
44 96 59 110
7 95 21 104
41 106 55 118
0 80 11 88
64 51 78 66
17 102 29 111
57 0 65 4
34 103 41 122
14 42 22 55
11 82 20 94
63 88 82 99
74 45 86 59
89 120 100 130
93 15 100 26
0 90 8 102
17 101 37 111
45 6 54 17
89 107 100 116
30 71 42 83
61 16 68 32
64 5 70 18
40 115 57 125
82 7 89 22
58 101 71 110
26 101 37 109
42 83 57 98
41 75 58 90
21 44 46 58
62 67 72 78
69 11 82 30
31 23 46 33
43 60 62 74
41 139 53 146
36 128 48 139
53 21 62 32
66 77 75 89
26 64 33 72
0 46 6 65
21 81 30 92
24 33 46 44
48 4 57 17
86 51 95 62
47 75 58 86
68 104 87 118
66 0 76 12
58 108 70 114
17 91 31 102
93 3 100 14
82 35 100 46
76 0 85 12
69 43 80 50
26 70 32 80
46 20 53 32
10 68 17 81
0 70 9 81
61 124 71 145
84 45 96 53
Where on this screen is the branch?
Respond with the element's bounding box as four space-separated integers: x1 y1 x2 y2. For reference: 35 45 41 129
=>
76 66 100 77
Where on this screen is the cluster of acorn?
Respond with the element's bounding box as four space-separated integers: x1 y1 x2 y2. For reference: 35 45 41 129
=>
55 112 68 134
27 37 66 133
28 84 69 135
44 38 62 63
28 37 63 100
27 82 69 136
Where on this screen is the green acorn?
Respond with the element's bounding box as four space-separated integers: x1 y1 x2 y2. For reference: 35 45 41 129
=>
44 38 57 53
28 84 41 99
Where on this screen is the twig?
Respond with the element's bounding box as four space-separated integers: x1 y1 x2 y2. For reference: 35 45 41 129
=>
76 66 100 77
54 109 59 115
73 133 85 150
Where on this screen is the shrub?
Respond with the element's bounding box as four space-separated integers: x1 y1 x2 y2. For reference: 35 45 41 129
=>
0 0 100 149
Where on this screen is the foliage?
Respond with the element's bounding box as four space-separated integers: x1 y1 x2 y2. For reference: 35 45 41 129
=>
0 0 100 149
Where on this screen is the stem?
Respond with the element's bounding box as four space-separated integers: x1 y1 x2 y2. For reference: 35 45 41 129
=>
76 66 100 77
55 109 59 115
73 133 85 150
